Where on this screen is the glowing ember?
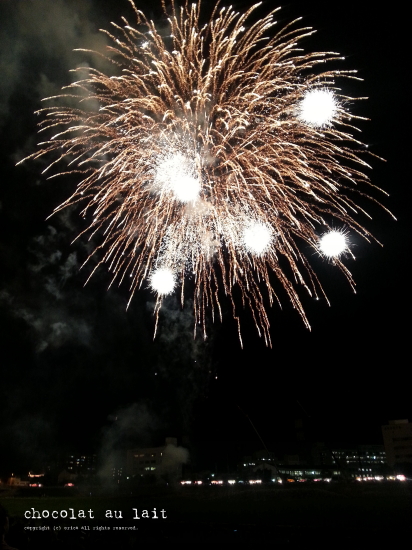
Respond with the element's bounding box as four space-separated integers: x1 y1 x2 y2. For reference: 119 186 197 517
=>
298 89 338 127
149 267 176 296
243 221 273 256
319 230 349 258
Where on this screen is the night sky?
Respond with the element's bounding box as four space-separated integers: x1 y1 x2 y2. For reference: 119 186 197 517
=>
0 0 410 475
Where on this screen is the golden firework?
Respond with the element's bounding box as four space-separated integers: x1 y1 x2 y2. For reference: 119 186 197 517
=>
22 1 392 346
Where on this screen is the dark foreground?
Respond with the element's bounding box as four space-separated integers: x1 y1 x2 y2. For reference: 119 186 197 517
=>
2 482 411 548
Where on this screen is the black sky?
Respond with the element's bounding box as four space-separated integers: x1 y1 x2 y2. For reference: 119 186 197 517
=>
0 0 410 474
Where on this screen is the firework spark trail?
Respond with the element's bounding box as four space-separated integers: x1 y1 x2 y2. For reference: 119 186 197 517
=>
21 0 394 346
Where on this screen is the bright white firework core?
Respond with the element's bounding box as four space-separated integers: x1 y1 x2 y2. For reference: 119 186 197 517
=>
149 267 176 295
298 89 338 127
154 152 201 203
243 221 273 255
319 230 348 258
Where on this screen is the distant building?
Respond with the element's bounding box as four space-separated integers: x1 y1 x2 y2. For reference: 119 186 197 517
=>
6 476 29 487
55 453 98 483
240 450 279 480
313 443 386 477
240 451 329 480
98 449 125 484
240 443 386 480
382 419 412 468
127 437 186 481
66 453 97 476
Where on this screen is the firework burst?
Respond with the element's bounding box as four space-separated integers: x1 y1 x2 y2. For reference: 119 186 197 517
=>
21 0 393 346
